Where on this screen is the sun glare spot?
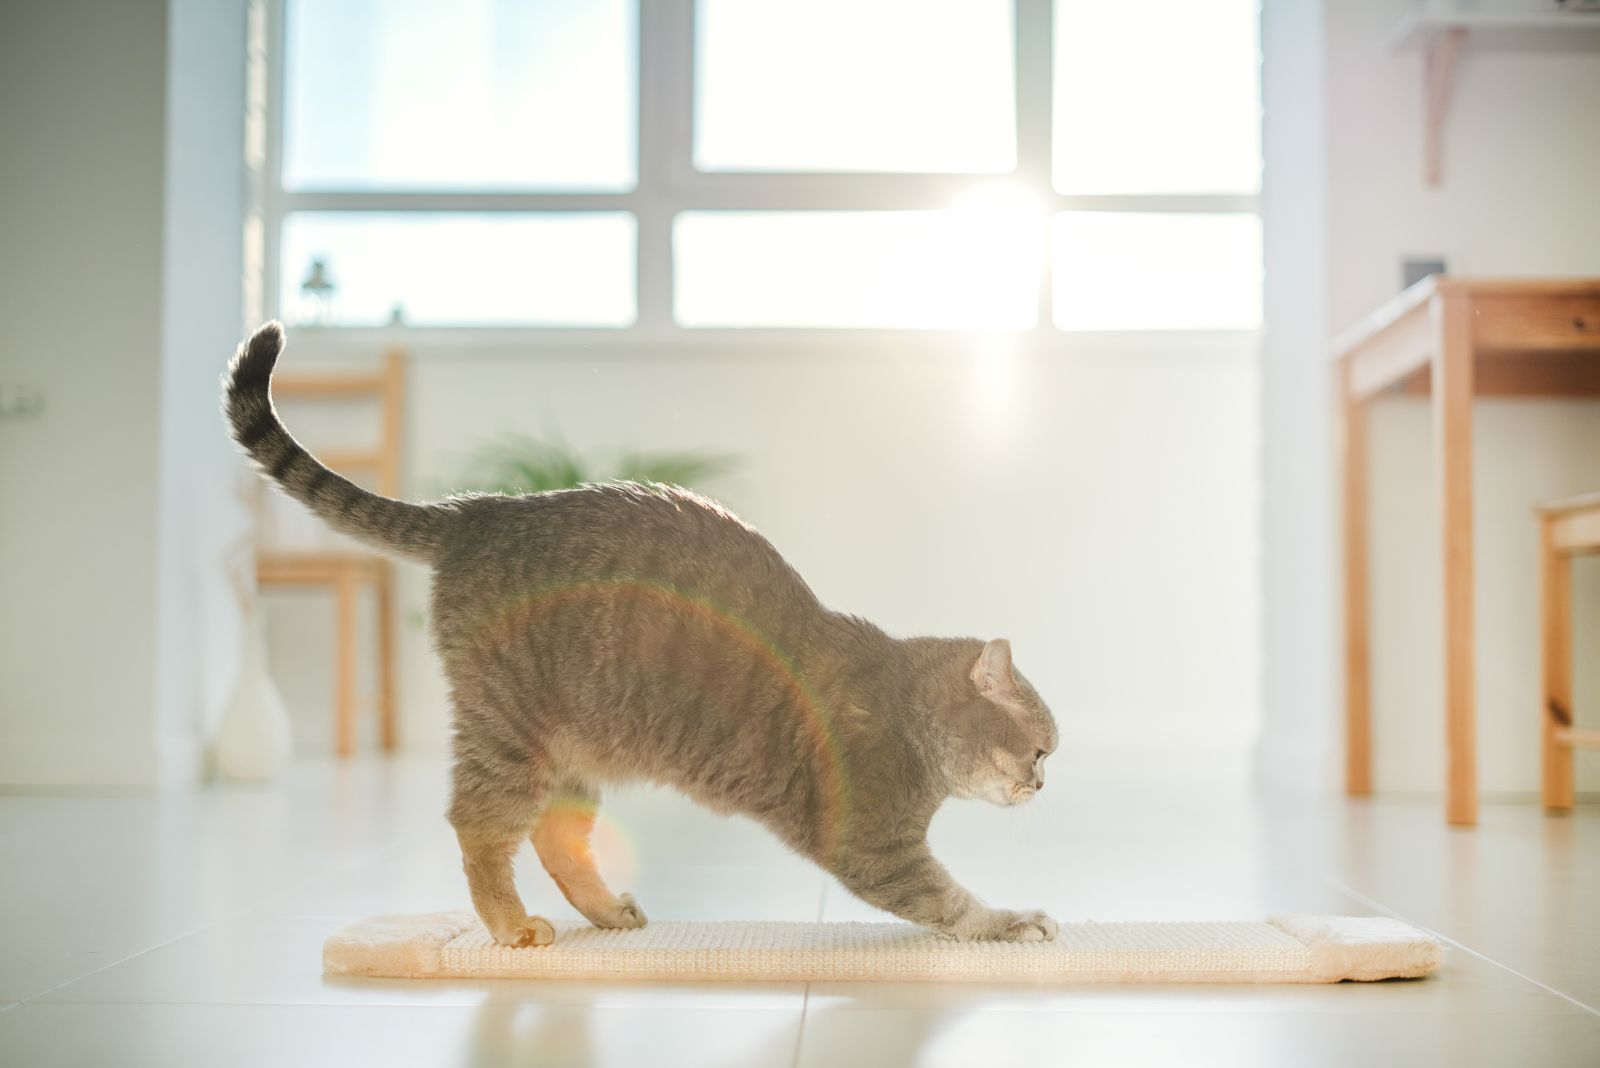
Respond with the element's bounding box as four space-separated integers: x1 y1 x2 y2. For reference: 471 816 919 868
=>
944 183 1047 331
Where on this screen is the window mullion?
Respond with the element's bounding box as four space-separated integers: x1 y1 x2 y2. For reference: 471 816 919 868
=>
636 0 693 330
1014 0 1053 188
278 192 642 213
263 0 287 322
1014 0 1054 332
1054 194 1263 214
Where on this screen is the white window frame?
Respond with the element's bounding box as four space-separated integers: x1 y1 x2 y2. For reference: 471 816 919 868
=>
260 0 1260 350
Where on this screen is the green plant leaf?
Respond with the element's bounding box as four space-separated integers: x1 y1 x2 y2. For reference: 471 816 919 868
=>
457 435 736 497
614 450 738 488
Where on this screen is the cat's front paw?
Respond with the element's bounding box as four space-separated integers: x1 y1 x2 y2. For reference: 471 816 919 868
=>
999 909 1058 942
490 915 556 948
962 908 1058 943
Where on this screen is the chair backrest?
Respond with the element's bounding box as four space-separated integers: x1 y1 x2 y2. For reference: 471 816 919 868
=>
270 350 405 496
254 349 406 555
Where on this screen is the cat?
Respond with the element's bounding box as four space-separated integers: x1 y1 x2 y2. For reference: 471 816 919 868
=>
226 322 1059 947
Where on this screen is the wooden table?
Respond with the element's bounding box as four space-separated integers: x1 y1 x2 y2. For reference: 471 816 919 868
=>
1332 277 1600 825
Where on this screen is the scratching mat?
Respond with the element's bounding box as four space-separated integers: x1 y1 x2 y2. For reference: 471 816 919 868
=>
323 912 1439 984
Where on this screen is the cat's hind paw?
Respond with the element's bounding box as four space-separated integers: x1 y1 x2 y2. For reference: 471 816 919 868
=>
491 915 556 948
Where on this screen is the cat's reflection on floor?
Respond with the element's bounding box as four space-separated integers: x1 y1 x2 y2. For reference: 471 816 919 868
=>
458 984 968 1067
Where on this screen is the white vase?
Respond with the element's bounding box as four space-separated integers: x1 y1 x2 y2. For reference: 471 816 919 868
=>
215 610 292 780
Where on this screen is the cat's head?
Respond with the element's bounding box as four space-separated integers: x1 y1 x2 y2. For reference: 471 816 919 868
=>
943 639 1057 806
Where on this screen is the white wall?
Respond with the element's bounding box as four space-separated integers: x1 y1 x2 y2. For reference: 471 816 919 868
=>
155 0 251 771
265 335 1262 766
0 0 248 786
1262 0 1600 797
1257 0 1335 792
0 1 170 785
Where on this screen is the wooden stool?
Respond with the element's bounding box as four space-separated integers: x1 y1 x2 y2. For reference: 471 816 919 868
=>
1538 492 1600 810
257 552 395 758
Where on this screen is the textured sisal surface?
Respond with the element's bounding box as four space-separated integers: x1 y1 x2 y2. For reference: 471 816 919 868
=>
325 912 1441 984
446 920 1309 982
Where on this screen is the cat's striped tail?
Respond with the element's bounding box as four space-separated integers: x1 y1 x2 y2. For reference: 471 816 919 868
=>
224 321 454 562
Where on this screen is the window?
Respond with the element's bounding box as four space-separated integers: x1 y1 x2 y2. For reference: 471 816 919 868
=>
1053 0 1260 196
266 0 1260 333
676 205 1042 329
695 0 1015 174
282 213 636 326
1053 213 1262 331
283 0 636 191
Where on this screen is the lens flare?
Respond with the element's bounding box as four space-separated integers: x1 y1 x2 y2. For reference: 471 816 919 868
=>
589 809 638 888
461 578 854 864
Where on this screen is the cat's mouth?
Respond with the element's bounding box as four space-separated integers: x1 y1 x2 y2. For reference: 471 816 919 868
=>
1006 781 1039 805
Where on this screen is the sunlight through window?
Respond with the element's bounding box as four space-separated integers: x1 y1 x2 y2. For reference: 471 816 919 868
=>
696 0 1015 173
281 213 636 326
1053 213 1262 330
675 202 1041 329
284 0 636 191
269 1 1262 332
1054 0 1260 195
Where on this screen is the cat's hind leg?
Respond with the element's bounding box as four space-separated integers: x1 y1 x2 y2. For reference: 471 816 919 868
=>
531 781 647 930
449 763 555 948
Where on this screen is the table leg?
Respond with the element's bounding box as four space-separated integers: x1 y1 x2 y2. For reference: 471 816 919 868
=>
1341 359 1372 796
1540 516 1574 811
1433 294 1477 826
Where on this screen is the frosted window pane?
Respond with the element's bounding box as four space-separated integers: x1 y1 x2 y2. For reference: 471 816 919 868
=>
675 210 1040 329
695 0 1014 173
1053 213 1261 330
1054 0 1260 194
281 213 636 326
284 0 635 190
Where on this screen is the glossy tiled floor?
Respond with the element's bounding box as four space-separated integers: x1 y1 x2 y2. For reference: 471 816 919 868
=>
1 753 1596 1067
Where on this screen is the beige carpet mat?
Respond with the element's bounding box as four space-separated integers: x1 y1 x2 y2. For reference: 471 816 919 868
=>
324 912 1440 984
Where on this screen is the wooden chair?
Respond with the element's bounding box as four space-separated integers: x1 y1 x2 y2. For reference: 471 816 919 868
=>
256 350 404 757
1538 492 1600 810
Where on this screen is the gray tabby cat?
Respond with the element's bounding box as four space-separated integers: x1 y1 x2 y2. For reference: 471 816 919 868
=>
226 322 1058 946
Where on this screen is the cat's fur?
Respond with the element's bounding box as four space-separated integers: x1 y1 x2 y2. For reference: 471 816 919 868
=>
225 322 1059 946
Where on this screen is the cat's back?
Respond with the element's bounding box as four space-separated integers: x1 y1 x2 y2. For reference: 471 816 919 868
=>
431 482 821 636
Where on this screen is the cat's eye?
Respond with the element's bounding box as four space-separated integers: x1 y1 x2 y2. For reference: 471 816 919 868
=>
1035 749 1046 761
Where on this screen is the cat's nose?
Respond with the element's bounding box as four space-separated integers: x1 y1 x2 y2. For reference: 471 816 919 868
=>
1033 779 1044 791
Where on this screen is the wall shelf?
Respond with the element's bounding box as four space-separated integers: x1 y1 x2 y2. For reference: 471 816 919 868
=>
1392 10 1600 185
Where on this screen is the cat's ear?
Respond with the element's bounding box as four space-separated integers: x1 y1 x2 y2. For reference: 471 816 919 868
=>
969 638 1017 698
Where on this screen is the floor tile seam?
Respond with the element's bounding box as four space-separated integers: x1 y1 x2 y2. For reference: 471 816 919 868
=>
1315 871 1600 1018
792 1000 1600 1017
12 997 810 1013
229 838 417 921
14 915 235 1008
788 871 829 1067
16 839 412 1006
789 987 811 1068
